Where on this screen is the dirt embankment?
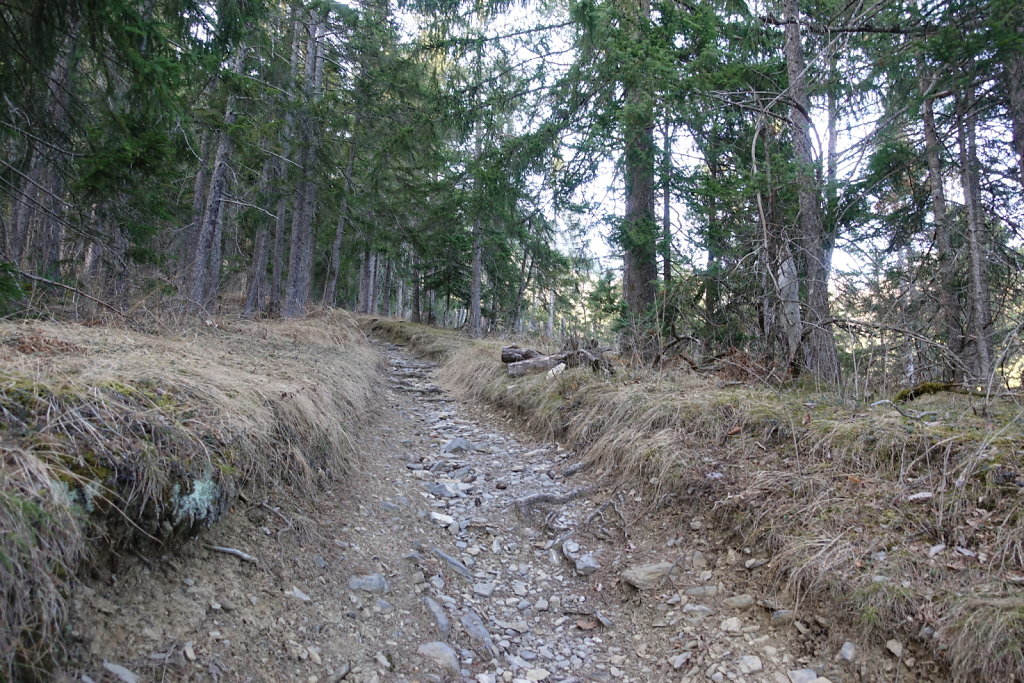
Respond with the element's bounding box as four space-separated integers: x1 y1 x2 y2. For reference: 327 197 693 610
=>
1 311 379 679
368 318 1024 682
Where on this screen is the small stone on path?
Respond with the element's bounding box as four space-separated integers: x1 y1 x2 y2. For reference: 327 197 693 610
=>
720 617 743 633
102 661 139 683
442 437 475 453
575 553 599 576
348 573 388 594
621 561 674 589
422 597 450 638
738 655 762 673
723 594 755 609
417 641 459 673
284 586 312 602
787 669 819 683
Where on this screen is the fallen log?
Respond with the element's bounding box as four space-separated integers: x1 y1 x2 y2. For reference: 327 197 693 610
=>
504 347 613 377
501 345 543 363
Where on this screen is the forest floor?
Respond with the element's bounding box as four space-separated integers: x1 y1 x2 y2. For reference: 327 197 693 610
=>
60 339 941 683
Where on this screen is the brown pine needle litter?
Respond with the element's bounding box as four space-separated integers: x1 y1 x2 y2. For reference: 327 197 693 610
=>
1 310 380 678
367 317 1024 682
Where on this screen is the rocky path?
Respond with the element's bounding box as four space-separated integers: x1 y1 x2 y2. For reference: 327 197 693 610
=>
66 341 884 683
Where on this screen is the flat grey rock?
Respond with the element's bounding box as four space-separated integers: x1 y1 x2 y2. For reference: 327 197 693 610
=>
348 573 388 594
460 609 499 659
575 553 599 576
621 561 674 589
442 437 475 453
787 669 819 683
422 596 450 638
417 641 459 673
837 641 857 662
102 662 139 683
723 594 755 609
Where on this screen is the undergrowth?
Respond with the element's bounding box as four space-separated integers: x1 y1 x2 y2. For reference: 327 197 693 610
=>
1 310 379 679
367 317 1024 682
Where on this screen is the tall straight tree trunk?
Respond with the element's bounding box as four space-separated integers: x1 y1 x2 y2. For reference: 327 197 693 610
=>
469 119 484 337
782 0 840 382
512 250 533 330
245 228 271 317
269 11 303 317
470 221 483 336
10 29 76 272
322 141 357 304
283 11 324 318
1004 11 1024 188
380 256 392 315
661 124 672 284
956 88 993 381
182 131 213 272
243 156 277 316
620 0 657 321
269 190 288 315
358 248 376 314
411 258 422 323
547 289 556 337
188 49 244 311
705 159 722 324
922 90 963 374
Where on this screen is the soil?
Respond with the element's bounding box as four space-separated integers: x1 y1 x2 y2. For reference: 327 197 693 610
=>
60 341 943 683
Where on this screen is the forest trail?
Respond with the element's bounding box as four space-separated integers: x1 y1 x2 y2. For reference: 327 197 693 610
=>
65 341 902 683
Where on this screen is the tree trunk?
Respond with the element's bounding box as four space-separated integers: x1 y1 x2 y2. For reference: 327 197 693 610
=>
282 11 324 318
661 124 672 284
512 250 533 330
546 289 556 338
956 88 993 381
620 0 657 321
10 30 76 273
470 220 483 336
322 141 356 304
188 49 244 312
379 255 392 315
922 91 963 374
705 159 721 325
782 0 840 382
358 248 377 314
1005 17 1024 188
411 257 422 323
182 130 213 272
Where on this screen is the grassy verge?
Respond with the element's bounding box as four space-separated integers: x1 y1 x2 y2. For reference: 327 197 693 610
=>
368 317 1024 681
1 310 379 679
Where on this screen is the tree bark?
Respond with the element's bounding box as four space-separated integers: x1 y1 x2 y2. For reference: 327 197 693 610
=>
782 0 840 382
358 248 377 314
1004 17 1024 188
10 29 76 273
322 141 357 305
188 49 244 312
182 130 213 273
470 221 483 336
922 91 963 374
411 257 422 323
620 0 658 321
661 124 672 284
955 88 993 381
282 11 324 318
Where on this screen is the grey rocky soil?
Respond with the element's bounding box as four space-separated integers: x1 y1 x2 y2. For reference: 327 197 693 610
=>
63 342 937 682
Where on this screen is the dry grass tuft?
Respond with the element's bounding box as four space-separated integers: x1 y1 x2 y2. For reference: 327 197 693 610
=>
1 311 379 678
367 317 1024 681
